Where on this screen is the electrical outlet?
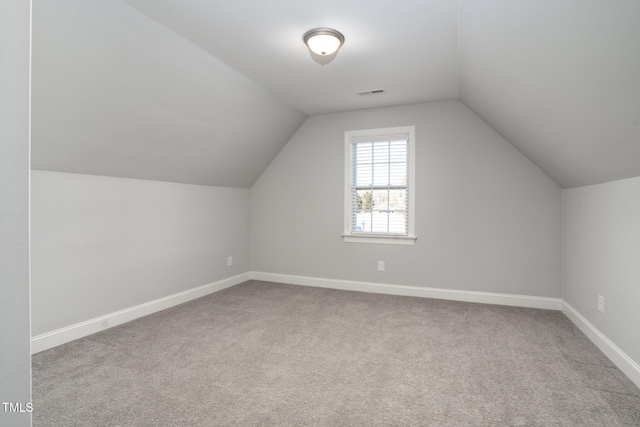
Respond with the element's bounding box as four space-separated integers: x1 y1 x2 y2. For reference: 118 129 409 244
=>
377 261 385 272
598 295 605 314
227 256 233 267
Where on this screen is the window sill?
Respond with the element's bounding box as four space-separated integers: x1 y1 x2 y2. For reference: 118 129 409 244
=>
341 234 417 245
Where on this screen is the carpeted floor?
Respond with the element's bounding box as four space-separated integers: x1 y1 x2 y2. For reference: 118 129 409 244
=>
32 280 640 426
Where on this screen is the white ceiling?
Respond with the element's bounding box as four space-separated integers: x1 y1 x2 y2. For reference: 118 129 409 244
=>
31 0 640 189
459 0 640 188
31 0 306 188
122 0 460 115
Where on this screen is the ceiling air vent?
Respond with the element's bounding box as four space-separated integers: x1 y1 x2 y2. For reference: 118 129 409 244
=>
356 89 387 97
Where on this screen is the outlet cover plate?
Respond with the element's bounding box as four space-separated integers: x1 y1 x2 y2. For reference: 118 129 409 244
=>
598 295 605 313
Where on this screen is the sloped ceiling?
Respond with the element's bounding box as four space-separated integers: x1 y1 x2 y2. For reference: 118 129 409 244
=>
32 0 640 189
121 0 460 115
31 0 307 188
459 0 640 188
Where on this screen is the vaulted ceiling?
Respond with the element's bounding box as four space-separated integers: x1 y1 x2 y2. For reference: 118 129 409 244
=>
31 0 640 189
460 0 640 188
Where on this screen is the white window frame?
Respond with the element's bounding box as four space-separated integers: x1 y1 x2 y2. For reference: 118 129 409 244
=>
342 126 416 245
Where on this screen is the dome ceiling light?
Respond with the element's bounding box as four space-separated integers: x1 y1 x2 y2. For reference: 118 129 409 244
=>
303 28 345 64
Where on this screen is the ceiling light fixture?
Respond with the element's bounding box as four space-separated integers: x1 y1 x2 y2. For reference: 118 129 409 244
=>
303 28 344 64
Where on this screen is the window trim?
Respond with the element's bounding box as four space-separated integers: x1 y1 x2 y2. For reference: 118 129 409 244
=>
343 126 416 245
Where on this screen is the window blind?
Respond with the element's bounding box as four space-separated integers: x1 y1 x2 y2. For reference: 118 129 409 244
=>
350 135 409 235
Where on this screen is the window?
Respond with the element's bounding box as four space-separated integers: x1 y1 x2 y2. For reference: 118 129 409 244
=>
343 126 416 245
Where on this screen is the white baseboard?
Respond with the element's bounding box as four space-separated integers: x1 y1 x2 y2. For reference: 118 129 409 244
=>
250 271 562 310
31 272 251 354
561 301 640 390
32 270 639 391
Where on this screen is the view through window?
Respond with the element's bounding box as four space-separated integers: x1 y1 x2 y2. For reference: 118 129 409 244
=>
351 138 408 234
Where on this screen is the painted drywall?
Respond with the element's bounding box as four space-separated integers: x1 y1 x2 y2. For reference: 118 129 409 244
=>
251 101 562 297
31 171 250 336
31 0 306 188
459 0 640 188
563 177 640 365
0 0 32 425
123 0 459 115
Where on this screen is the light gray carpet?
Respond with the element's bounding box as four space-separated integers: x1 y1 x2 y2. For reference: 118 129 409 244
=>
32 280 640 426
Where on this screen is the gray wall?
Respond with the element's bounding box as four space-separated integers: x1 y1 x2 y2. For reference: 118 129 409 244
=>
251 101 562 297
563 177 640 365
0 0 32 425
31 171 250 336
